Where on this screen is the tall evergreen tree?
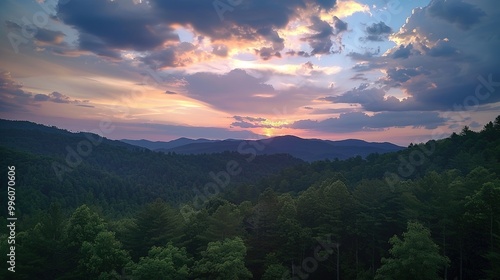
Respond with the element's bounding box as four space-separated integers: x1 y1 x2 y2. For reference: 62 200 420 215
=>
375 221 449 280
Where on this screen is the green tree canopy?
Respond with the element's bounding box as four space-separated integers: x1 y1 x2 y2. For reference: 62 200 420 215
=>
375 221 449 280
194 237 252 280
130 243 192 280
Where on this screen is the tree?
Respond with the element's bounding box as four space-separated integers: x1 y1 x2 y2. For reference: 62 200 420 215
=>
194 237 252 279
124 199 182 259
66 204 106 248
79 231 130 279
375 221 449 280
275 194 312 264
464 181 500 277
130 243 192 280
47 204 109 279
200 203 245 242
262 264 288 280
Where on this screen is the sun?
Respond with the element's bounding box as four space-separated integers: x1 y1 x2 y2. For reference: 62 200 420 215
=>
263 128 273 137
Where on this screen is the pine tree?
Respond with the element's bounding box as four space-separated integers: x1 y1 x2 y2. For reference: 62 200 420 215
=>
375 221 449 280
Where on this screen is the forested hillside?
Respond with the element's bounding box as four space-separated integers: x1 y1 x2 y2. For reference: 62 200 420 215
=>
0 120 304 218
1 116 499 279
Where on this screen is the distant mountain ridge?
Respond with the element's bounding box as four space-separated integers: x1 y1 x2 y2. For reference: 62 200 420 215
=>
123 135 404 162
121 138 216 150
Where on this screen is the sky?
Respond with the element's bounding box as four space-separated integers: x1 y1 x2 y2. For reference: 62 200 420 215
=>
1 0 499 145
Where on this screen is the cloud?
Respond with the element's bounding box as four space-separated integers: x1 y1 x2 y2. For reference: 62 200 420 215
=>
140 42 198 69
301 16 335 55
427 0 486 30
427 40 459 57
56 0 339 61
212 44 229 57
321 82 433 112
299 15 347 56
230 115 279 129
0 71 88 111
392 44 413 59
340 0 500 113
125 122 265 140
182 68 331 114
347 49 379 61
290 111 447 133
57 0 179 58
234 116 267 122
323 83 384 105
350 73 368 81
34 28 66 45
364 21 392 41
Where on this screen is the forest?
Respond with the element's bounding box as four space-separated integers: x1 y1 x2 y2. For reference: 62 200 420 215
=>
1 116 499 279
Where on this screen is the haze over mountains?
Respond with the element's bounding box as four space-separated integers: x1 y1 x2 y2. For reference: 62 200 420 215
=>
122 136 403 162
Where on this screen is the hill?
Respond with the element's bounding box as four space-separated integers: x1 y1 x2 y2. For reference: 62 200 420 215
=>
156 135 403 161
120 137 216 150
0 119 303 217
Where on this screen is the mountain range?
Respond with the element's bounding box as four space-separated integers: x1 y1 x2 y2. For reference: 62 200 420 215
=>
122 135 404 162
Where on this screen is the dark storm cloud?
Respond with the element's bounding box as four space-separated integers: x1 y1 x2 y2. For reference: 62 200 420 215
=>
290 111 446 133
57 0 179 57
427 40 459 57
364 21 392 41
360 0 500 112
428 0 486 30
56 0 338 61
153 0 304 40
